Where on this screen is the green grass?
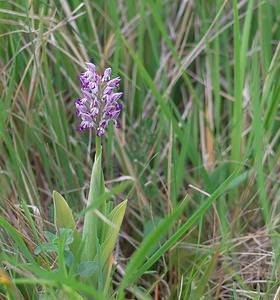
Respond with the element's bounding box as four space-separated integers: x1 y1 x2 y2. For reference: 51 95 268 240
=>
0 0 280 299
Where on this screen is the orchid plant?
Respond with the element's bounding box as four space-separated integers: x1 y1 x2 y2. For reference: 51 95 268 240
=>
49 63 127 297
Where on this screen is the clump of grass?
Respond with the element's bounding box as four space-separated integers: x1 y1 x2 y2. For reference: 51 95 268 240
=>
0 0 279 299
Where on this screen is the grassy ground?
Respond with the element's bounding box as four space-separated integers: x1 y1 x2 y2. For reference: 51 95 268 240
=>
0 0 280 299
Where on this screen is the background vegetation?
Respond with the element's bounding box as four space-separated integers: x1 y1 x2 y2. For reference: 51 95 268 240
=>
0 0 279 299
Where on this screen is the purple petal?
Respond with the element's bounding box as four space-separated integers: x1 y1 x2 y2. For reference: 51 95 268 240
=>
107 77 121 87
92 99 101 108
102 67 112 82
81 89 93 100
86 62 96 73
75 99 88 114
79 75 89 88
90 107 99 116
88 82 97 89
104 86 114 95
109 92 123 103
116 103 123 110
112 120 120 128
99 119 108 129
75 98 82 105
110 110 120 120
78 124 87 132
76 104 87 114
104 106 115 115
96 127 105 136
93 73 101 84
81 113 93 123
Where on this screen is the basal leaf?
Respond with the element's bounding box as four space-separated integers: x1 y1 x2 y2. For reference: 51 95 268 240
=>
81 151 105 262
100 199 127 269
53 191 81 258
76 261 97 277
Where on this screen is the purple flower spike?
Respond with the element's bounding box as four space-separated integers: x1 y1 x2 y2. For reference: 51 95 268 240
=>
75 63 123 136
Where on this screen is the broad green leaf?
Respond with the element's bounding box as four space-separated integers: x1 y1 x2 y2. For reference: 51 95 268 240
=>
64 250 74 268
34 243 58 255
58 286 86 300
76 261 97 277
81 151 105 261
53 191 81 258
59 228 74 246
77 181 131 218
227 169 253 190
100 199 127 269
44 231 57 243
143 217 162 238
53 191 75 229
96 236 103 289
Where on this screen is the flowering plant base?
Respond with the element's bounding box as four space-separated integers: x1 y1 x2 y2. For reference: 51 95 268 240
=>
49 63 127 295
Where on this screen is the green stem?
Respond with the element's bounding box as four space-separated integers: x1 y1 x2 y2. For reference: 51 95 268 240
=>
95 135 101 161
